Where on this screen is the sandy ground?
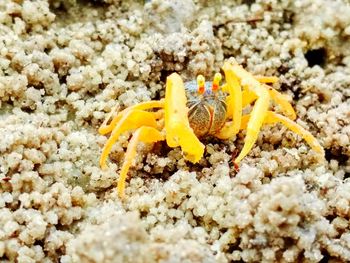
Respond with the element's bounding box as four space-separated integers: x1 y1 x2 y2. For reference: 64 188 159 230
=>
0 0 350 262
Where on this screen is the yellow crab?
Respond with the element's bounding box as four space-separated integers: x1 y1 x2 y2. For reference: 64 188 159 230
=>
99 61 324 198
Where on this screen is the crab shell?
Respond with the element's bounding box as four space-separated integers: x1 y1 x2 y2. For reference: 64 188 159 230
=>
185 81 227 137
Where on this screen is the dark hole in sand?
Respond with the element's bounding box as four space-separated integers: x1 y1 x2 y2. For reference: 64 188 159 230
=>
304 48 327 67
242 0 256 6
159 69 173 83
325 148 348 165
318 250 331 263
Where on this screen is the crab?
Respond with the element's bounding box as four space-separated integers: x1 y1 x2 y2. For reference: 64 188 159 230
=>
99 61 324 198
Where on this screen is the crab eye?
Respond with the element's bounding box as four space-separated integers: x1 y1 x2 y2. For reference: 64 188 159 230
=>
212 73 222 92
197 75 205 94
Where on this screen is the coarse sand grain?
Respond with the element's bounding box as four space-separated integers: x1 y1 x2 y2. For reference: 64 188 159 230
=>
1 0 350 262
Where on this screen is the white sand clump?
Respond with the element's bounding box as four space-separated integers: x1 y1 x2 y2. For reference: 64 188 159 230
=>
63 203 217 263
125 164 342 262
144 0 196 34
0 111 95 261
1 0 350 261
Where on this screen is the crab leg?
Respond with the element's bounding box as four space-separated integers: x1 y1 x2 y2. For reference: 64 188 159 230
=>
118 126 164 198
217 63 243 139
264 84 296 120
165 73 205 163
99 109 158 169
264 111 324 154
254 76 279 83
235 93 269 163
223 88 256 120
241 89 257 108
239 111 324 154
99 100 164 135
240 85 296 120
228 62 270 164
221 72 279 131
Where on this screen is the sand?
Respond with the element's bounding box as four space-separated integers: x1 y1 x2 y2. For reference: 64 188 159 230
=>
0 0 350 262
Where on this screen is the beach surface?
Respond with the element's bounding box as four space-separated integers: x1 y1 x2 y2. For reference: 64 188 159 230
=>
1 0 350 262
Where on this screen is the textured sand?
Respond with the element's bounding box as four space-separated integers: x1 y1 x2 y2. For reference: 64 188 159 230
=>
0 0 350 262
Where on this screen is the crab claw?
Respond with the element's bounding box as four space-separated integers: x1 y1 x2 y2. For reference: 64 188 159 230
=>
165 73 205 163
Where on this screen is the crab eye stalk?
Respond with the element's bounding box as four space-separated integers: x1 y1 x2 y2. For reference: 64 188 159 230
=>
197 75 206 94
212 73 222 92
